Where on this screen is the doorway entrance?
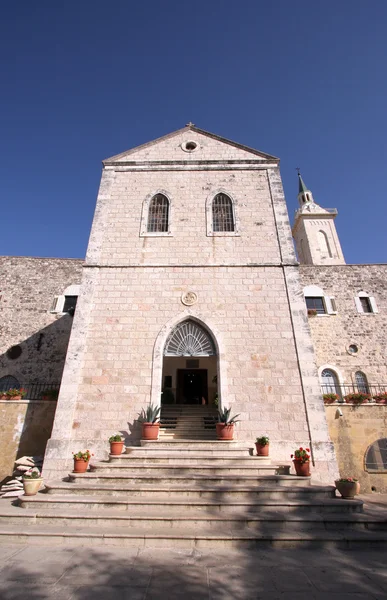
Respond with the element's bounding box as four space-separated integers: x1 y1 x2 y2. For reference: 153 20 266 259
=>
176 369 208 405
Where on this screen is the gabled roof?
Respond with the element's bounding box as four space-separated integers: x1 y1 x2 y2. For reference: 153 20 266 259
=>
103 124 279 164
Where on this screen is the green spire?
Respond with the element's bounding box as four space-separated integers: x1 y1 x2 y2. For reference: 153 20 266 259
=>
298 172 309 195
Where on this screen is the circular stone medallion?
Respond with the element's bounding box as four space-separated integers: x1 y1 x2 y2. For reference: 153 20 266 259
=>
181 291 198 306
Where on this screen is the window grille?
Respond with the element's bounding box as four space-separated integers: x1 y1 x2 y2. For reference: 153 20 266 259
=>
305 297 326 314
355 371 369 393
365 438 387 471
164 321 216 356
0 375 20 392
212 194 235 232
147 194 169 233
321 369 341 397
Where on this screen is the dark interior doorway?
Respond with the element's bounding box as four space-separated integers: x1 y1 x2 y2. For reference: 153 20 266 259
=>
176 369 208 405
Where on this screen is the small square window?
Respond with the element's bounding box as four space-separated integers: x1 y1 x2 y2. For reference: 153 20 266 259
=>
360 297 372 313
63 296 77 314
305 297 326 314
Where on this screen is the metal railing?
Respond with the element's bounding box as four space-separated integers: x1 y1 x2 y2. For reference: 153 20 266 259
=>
0 383 61 401
321 383 387 402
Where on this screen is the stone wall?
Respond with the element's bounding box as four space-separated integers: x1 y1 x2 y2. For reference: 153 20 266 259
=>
0 256 83 386
299 264 387 383
0 400 57 483
325 403 387 493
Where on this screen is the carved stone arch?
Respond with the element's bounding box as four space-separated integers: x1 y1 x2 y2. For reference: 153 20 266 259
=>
150 312 227 408
140 189 173 236
206 189 239 236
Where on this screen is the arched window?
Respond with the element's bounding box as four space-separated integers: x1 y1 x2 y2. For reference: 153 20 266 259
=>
365 438 387 472
355 371 369 394
212 193 235 232
147 194 169 233
321 369 341 397
164 320 216 357
318 230 333 258
0 375 20 392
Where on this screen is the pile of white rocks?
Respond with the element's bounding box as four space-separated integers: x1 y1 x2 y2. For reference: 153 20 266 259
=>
0 456 43 498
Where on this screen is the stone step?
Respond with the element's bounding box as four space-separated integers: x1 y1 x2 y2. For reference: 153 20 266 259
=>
139 440 243 449
102 455 273 466
17 493 363 514
2 520 386 549
43 482 334 500
89 463 291 476
3 505 383 533
68 473 301 486
125 448 252 457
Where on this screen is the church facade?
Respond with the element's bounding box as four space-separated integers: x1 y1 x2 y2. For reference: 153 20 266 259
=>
1 126 386 489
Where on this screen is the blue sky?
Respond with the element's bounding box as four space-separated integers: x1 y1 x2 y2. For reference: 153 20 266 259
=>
1 1 386 263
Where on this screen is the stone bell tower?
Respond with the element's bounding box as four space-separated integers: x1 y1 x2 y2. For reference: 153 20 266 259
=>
292 173 345 265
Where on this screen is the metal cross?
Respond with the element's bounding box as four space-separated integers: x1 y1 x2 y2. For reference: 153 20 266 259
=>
186 122 195 127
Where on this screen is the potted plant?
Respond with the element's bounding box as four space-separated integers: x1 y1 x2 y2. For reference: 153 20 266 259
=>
255 435 270 456
307 308 317 317
41 389 59 401
344 392 371 404
139 404 161 440
291 447 311 476
323 393 339 404
22 467 43 496
5 388 26 400
73 449 93 473
216 407 240 440
373 392 387 404
109 433 125 455
335 477 360 498
0 391 7 400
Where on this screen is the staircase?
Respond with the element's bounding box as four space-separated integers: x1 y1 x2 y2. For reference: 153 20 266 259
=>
0 440 386 548
159 405 217 439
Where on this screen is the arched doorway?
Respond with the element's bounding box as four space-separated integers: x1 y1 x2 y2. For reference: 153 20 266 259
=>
161 319 218 405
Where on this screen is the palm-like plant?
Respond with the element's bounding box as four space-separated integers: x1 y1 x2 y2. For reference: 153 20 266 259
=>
139 404 161 423
217 406 240 425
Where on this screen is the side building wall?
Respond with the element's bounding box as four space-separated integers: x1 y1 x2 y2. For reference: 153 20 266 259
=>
300 264 387 492
0 256 83 481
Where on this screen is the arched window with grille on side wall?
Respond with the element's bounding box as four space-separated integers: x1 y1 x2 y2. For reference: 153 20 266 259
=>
0 375 20 392
147 194 170 233
212 193 235 232
321 368 341 398
365 439 387 472
355 371 369 394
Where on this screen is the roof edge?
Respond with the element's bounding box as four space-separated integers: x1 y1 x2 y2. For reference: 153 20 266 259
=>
103 125 279 164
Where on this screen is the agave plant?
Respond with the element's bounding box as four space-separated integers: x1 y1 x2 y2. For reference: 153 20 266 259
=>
218 406 240 425
139 404 161 423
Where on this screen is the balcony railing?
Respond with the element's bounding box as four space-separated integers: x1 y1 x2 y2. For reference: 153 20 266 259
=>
321 383 387 402
0 383 61 401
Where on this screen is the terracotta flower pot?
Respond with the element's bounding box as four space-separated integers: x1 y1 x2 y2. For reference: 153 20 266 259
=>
293 460 310 477
216 423 234 440
73 458 89 473
0 395 7 400
255 443 269 456
335 480 360 499
141 422 160 440
8 395 22 400
110 441 125 455
23 478 43 496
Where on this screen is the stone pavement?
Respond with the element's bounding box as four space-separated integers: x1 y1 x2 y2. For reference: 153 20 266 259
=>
1 543 387 599
0 494 386 599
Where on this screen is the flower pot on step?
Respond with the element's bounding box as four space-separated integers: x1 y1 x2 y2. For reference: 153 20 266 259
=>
73 458 89 473
110 441 125 455
293 460 310 476
22 477 43 496
216 423 234 440
141 422 160 440
335 480 360 498
255 443 269 456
